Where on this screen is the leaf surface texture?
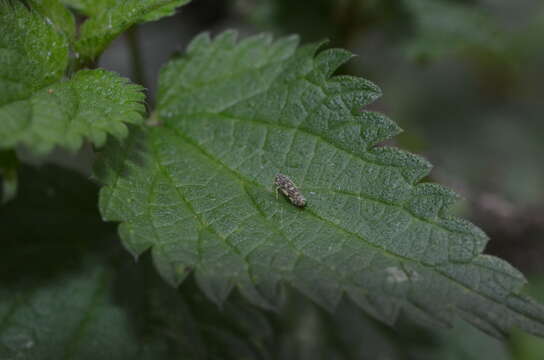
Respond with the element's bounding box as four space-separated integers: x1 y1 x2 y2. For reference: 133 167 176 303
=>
96 31 544 336
0 2 145 154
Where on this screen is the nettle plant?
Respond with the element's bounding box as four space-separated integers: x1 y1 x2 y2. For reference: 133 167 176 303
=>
1 1 544 359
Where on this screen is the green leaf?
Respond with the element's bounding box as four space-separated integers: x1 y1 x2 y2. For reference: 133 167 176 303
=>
0 2 145 154
0 165 139 359
509 278 544 360
28 0 76 41
96 31 544 337
0 1 69 104
0 261 153 360
0 165 273 360
63 0 190 19
0 69 145 154
74 0 191 63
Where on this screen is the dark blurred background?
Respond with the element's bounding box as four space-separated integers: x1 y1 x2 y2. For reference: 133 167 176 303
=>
42 0 544 356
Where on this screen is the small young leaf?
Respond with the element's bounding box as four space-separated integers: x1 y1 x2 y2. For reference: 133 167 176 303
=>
0 1 69 102
0 69 145 154
27 0 77 41
96 31 544 337
0 2 145 154
73 0 191 63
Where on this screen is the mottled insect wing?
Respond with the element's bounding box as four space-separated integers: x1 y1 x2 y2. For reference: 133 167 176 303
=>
274 173 306 208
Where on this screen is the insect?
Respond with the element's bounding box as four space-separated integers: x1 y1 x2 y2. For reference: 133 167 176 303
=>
274 173 306 208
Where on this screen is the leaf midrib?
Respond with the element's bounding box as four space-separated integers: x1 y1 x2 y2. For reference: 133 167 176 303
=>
149 126 377 303
166 124 442 269
171 111 461 237
77 0 187 56
157 125 544 325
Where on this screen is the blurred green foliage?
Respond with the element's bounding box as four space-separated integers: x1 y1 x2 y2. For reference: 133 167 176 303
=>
510 278 544 360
